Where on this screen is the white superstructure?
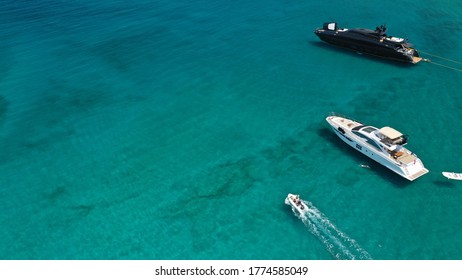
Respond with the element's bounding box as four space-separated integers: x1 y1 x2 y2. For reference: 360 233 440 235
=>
326 113 429 181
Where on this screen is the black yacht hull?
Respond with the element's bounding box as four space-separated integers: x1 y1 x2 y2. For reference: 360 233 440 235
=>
314 23 421 64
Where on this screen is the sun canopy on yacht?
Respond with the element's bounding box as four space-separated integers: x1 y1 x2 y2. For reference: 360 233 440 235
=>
379 126 403 140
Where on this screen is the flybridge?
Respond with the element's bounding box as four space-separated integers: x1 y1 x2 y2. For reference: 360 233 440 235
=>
378 126 408 146
380 127 403 139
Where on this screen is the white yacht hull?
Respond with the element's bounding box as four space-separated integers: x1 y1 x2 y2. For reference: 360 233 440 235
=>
326 115 429 181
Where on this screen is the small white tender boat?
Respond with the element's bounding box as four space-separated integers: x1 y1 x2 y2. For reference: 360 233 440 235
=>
285 193 309 215
442 172 462 180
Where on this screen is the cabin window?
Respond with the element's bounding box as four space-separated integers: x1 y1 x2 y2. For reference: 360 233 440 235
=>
365 139 382 151
353 131 381 151
361 126 377 133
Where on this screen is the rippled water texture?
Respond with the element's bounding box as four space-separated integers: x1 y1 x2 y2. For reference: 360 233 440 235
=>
0 0 461 259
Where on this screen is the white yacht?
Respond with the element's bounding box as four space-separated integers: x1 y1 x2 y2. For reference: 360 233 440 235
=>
326 113 429 181
285 193 309 215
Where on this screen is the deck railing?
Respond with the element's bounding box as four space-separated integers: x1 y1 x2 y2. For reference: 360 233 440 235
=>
328 112 363 124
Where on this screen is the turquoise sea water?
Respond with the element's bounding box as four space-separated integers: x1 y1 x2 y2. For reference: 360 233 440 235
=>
1 0 461 260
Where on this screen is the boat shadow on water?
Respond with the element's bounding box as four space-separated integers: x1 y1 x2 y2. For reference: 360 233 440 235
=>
308 41 415 68
432 180 456 188
317 127 412 188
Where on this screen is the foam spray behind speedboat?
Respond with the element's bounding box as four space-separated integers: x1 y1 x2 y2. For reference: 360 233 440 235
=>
285 193 372 260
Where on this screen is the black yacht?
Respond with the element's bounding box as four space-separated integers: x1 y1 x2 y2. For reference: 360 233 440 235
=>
314 22 422 64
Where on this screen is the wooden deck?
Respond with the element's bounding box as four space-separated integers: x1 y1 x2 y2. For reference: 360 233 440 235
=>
398 153 417 165
412 56 423 64
408 168 429 181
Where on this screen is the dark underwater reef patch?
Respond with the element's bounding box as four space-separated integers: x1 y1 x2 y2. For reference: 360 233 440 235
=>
161 125 327 255
91 27 182 74
347 74 429 121
415 8 462 51
174 123 320 208
0 78 117 165
45 186 67 201
191 156 262 199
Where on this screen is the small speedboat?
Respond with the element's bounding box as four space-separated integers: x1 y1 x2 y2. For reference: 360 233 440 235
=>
285 193 309 215
442 172 462 180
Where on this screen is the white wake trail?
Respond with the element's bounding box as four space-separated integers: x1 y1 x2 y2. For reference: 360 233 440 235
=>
290 200 372 260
